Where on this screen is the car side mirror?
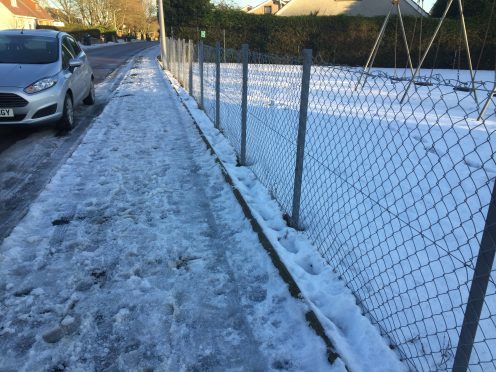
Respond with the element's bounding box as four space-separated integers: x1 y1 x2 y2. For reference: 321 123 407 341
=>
68 58 82 72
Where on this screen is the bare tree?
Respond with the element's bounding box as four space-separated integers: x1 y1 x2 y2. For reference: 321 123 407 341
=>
47 0 79 24
48 0 150 32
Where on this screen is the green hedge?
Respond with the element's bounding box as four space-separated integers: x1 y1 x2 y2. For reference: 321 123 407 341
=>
37 25 117 43
174 10 495 69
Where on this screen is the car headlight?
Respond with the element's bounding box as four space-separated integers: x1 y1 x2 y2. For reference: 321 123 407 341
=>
24 77 58 94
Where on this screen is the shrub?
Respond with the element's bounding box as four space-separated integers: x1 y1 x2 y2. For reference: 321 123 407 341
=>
172 9 495 69
36 25 118 43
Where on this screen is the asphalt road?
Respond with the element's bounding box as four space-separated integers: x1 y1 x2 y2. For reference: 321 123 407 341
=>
0 41 158 242
87 41 158 84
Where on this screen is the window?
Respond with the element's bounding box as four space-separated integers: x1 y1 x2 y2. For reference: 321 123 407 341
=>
67 36 82 56
62 37 75 69
264 5 272 14
11 0 17 7
0 35 58 64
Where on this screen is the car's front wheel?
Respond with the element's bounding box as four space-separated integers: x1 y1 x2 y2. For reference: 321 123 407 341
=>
57 94 74 131
83 80 95 105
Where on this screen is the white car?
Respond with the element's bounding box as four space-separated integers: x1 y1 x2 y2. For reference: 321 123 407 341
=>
0 29 95 130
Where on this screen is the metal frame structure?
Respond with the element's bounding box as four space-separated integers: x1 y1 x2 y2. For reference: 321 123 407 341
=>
356 0 415 90
478 83 496 121
400 0 478 104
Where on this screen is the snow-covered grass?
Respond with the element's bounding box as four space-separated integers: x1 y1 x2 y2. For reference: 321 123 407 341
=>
179 57 496 370
0 48 343 371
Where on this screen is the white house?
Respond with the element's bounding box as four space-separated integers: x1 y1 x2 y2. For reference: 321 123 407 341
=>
0 0 53 30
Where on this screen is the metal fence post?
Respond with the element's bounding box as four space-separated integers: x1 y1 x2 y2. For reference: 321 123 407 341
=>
167 38 170 69
199 41 204 109
182 39 187 87
188 40 193 96
175 39 179 78
240 44 249 166
173 39 175 73
181 39 184 83
172 38 176 76
291 49 312 230
165 37 169 69
180 39 185 85
171 38 174 74
170 38 174 73
174 39 178 79
215 41 221 129
453 182 496 372
170 38 173 71
178 40 181 80
180 39 183 82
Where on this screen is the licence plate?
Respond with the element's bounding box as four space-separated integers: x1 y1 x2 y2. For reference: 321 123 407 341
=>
0 108 14 117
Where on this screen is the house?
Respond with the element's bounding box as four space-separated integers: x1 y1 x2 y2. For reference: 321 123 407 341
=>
246 0 290 15
275 0 427 17
0 0 53 30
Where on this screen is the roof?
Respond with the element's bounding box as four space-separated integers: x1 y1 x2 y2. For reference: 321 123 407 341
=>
0 0 53 20
248 0 280 14
0 29 60 37
275 0 427 17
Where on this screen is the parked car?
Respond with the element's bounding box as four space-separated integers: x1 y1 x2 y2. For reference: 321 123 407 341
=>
0 29 95 130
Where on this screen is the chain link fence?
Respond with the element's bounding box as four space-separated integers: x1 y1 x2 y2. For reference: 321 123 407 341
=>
164 37 496 371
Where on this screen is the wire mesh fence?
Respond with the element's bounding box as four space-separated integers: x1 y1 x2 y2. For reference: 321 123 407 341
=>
218 47 243 154
245 51 304 214
202 44 217 125
164 37 496 371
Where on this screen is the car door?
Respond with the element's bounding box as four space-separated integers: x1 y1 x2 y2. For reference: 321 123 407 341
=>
62 36 84 103
67 36 91 97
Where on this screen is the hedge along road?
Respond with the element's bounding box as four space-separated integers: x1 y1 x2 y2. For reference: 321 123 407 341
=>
0 41 158 243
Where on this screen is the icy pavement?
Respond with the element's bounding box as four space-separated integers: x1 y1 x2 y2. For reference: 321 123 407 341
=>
0 50 335 371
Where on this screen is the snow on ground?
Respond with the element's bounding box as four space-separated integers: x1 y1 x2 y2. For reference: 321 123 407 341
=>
165 56 409 371
0 48 340 371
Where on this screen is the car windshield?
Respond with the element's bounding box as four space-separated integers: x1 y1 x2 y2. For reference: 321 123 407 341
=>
0 35 58 64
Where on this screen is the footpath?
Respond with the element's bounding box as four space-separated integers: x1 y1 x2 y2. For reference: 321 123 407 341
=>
0 49 335 371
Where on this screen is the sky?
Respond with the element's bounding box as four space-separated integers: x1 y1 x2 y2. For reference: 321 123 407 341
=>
215 0 436 12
